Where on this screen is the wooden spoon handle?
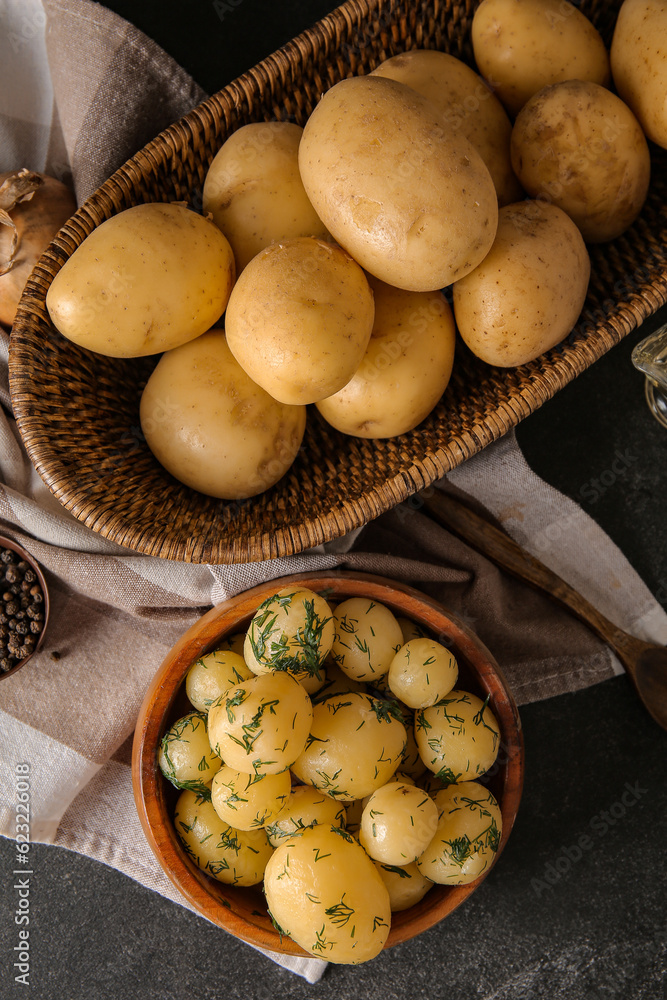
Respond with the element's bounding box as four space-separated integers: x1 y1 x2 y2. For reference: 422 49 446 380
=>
420 490 644 675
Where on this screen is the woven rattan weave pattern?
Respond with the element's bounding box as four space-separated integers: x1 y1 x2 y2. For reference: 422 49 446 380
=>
8 0 667 563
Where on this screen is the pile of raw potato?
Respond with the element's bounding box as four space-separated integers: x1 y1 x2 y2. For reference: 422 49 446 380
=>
8 0 655 502
159 585 503 964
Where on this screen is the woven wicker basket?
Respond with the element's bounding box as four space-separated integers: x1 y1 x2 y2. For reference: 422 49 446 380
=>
8 0 667 564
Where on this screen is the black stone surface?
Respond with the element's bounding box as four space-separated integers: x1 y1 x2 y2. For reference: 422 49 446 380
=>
2 3 666 997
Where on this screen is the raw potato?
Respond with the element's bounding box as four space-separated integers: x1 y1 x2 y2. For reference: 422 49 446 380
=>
472 0 611 117
359 781 439 865
265 784 347 846
511 80 651 243
610 0 667 149
416 781 502 885
207 671 313 775
453 200 590 367
174 789 273 886
298 75 498 291
158 711 221 795
46 202 235 357
140 328 306 499
330 597 404 682
225 236 374 404
315 277 456 439
264 825 392 963
185 649 253 712
415 689 500 784
210 766 290 830
291 691 407 801
388 638 459 709
374 860 434 912
202 121 328 272
371 49 522 206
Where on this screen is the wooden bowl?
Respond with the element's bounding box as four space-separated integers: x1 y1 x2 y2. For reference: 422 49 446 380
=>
132 571 524 957
0 535 50 681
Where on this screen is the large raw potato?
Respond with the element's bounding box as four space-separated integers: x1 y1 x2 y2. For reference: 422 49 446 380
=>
611 0 667 149
315 276 456 439
46 202 235 357
453 200 590 367
371 49 523 206
298 75 498 291
472 0 611 117
225 237 374 405
511 80 651 243
202 121 328 272
140 328 306 499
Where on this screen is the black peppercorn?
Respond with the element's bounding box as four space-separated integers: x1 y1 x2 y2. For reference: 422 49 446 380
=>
5 601 18 616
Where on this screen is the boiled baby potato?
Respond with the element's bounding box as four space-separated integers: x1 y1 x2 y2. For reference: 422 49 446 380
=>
611 0 667 149
210 765 290 830
265 784 347 846
46 203 235 357
330 597 404 683
371 49 522 205
359 780 439 865
298 75 498 291
415 689 500 784
387 637 459 709
202 121 328 272
472 0 610 117
207 671 313 775
374 860 434 911
158 710 221 795
185 649 252 712
140 327 306 499
315 277 456 439
264 824 392 964
416 781 502 885
453 200 590 367
511 80 650 243
291 691 407 801
225 236 374 405
174 789 273 886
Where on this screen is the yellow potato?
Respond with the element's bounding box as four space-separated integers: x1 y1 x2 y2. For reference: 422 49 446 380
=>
416 781 502 885
472 0 611 117
452 200 590 367
511 80 650 243
387 637 459 709
372 49 522 205
185 649 252 713
315 277 456 439
265 784 347 846
46 203 235 357
140 328 306 499
374 859 434 912
359 781 439 865
414 689 500 784
611 0 667 149
202 121 328 272
298 75 498 291
330 597 404 683
158 710 221 794
225 237 374 405
210 766 291 830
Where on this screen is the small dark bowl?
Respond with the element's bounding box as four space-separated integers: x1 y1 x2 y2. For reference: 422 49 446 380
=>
0 535 50 681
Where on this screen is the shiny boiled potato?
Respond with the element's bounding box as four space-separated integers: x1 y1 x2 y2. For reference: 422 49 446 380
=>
415 689 500 784
46 203 235 357
174 789 273 886
472 0 610 117
374 860 434 912
291 692 407 801
265 783 347 846
264 825 392 964
330 597 404 683
210 765 290 830
140 328 306 499
388 638 459 709
315 277 456 439
225 236 374 405
185 649 253 712
158 710 221 795
208 671 313 775
202 121 328 272
511 80 651 243
311 662 367 704
371 48 522 205
359 780 439 865
244 587 335 691
299 75 498 292
416 781 502 885
453 200 590 367
611 0 667 149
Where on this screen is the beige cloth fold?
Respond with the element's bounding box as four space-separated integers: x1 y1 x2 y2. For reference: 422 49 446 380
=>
1 0 667 985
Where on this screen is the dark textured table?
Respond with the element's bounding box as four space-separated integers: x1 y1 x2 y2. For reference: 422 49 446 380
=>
2 3 666 997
